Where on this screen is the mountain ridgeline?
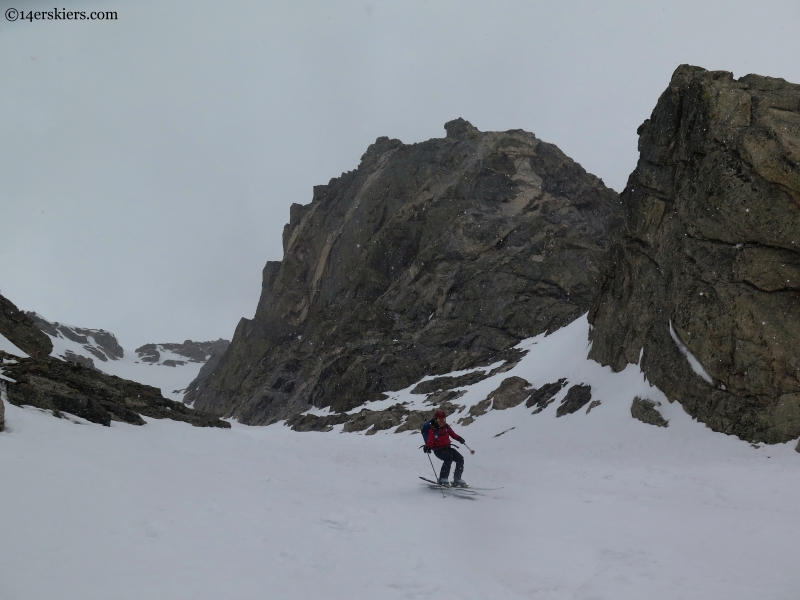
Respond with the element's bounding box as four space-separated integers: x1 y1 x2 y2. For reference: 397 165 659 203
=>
186 119 624 424
188 65 800 446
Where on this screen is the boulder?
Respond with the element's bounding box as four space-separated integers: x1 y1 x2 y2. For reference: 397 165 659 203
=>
630 397 669 428
589 65 800 443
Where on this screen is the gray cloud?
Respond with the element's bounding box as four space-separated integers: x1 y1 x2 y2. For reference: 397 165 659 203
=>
2 0 799 347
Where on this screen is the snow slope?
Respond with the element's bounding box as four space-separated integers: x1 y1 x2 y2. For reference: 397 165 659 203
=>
347 314 664 418
1 317 799 599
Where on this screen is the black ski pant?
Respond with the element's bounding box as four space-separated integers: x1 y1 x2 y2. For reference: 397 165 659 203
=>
433 447 464 481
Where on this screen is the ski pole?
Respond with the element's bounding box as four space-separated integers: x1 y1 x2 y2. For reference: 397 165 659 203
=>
462 441 476 455
426 450 446 498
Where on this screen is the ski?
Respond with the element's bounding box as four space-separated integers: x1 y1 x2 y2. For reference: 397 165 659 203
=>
418 476 502 492
419 476 476 494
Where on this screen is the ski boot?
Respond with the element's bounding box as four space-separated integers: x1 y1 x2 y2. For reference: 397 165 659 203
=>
452 479 468 488
438 477 451 487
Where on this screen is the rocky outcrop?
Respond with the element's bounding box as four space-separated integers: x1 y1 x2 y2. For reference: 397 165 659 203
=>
458 376 533 425
631 397 669 428
0 350 230 429
26 312 123 362
285 398 466 435
137 339 229 365
589 65 800 443
188 119 623 424
63 350 97 370
527 379 568 413
555 384 593 417
585 400 601 414
0 296 52 358
409 349 525 396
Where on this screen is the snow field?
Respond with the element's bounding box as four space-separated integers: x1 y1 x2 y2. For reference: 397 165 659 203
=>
47 332 204 401
1 316 799 599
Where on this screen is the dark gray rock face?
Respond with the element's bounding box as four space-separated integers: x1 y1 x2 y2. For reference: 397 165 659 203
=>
631 397 669 428
162 360 186 367
527 379 568 413
458 376 533 425
409 351 524 396
0 296 53 359
188 120 623 424
589 65 800 443
63 350 97 370
411 371 494 396
0 381 6 431
182 340 231 399
136 344 161 363
286 411 351 433
556 384 592 417
0 350 229 429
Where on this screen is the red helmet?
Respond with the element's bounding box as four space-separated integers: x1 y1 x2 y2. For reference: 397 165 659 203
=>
434 410 446 420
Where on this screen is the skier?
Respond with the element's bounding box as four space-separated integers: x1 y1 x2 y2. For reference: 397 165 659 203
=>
423 409 467 487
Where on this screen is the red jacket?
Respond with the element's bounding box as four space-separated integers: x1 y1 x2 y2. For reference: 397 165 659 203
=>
427 423 461 449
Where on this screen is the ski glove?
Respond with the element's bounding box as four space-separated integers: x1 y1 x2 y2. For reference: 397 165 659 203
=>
423 445 432 454
456 436 465 443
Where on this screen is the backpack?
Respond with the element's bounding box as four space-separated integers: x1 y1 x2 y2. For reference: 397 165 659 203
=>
421 419 447 445
421 419 434 444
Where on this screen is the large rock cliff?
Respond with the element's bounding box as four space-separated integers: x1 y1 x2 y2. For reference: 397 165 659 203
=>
188 119 623 424
589 65 800 443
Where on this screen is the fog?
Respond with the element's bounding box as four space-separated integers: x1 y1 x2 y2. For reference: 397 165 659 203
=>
2 0 798 347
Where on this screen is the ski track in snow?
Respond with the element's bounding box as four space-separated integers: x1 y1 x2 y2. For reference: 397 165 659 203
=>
1 315 799 599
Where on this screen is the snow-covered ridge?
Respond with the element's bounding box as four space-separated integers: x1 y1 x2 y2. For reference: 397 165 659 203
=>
135 339 229 367
24 313 227 402
26 311 122 364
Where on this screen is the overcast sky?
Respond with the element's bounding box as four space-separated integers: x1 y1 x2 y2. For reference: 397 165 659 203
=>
1 0 798 349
